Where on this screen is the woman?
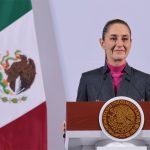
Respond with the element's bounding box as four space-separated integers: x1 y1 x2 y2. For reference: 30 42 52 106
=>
76 19 150 101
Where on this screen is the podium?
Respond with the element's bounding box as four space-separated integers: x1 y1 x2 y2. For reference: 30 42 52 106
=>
65 102 150 150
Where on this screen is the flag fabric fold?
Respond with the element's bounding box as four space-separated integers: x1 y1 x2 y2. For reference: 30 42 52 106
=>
0 0 47 149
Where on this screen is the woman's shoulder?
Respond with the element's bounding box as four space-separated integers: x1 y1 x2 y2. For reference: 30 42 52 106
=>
82 66 104 77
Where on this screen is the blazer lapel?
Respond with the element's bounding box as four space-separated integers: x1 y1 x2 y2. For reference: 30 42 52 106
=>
101 73 115 100
98 64 132 101
117 64 132 97
117 74 130 96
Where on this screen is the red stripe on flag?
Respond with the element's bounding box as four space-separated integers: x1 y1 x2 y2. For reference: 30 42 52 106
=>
0 102 47 150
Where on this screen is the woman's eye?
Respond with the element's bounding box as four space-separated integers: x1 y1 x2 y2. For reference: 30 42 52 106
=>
110 37 117 41
122 38 128 41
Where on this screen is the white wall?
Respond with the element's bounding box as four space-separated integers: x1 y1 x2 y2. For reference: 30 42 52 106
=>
50 0 150 101
32 0 66 149
32 0 150 149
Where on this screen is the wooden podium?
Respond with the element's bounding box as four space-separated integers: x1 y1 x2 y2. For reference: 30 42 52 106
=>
65 102 150 150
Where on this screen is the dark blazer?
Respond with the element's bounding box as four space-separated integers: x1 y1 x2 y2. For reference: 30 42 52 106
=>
76 64 150 102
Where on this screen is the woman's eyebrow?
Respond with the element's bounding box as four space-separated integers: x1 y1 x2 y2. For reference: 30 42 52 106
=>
122 34 129 37
110 34 129 37
110 34 117 37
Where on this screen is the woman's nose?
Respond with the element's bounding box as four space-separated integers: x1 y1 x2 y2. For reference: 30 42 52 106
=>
116 39 123 47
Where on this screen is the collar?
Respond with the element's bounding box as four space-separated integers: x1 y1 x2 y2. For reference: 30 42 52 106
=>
107 63 126 73
124 63 132 75
102 62 132 75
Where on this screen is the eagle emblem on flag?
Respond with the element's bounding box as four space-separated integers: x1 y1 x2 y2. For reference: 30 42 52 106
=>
0 50 36 103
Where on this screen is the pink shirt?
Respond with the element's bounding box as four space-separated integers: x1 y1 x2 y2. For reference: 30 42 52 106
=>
107 63 126 95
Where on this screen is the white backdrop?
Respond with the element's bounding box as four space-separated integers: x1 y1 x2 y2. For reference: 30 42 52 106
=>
32 0 150 149
50 0 150 101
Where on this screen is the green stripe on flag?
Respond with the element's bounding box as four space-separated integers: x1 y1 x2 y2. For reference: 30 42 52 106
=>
0 0 32 31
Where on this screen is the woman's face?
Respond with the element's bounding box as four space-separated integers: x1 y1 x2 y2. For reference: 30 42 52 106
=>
100 23 132 66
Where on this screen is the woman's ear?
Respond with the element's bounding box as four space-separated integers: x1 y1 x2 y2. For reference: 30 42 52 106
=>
99 38 105 49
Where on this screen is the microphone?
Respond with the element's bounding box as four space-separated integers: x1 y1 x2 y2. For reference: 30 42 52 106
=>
103 74 107 80
124 74 131 82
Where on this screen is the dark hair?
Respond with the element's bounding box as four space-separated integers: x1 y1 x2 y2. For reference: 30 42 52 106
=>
102 19 131 40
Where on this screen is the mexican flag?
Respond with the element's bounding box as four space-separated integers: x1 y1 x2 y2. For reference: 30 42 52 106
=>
0 0 47 149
